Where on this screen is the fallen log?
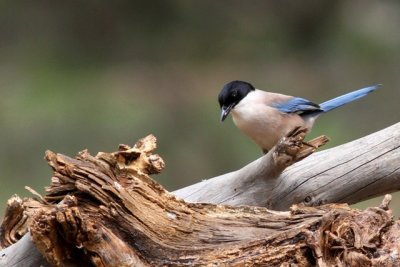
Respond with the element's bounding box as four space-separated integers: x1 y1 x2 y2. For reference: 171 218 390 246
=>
0 124 399 266
175 122 400 209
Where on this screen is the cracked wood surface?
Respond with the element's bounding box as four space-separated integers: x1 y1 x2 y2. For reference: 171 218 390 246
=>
1 129 400 266
174 127 329 206
174 122 400 210
269 122 400 210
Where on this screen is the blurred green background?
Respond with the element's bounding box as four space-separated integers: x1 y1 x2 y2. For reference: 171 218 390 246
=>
1 1 399 218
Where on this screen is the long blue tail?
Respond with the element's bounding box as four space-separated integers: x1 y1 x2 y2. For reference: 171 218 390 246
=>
319 84 381 113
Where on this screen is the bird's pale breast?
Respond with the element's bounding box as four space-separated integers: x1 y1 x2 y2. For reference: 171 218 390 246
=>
231 90 309 151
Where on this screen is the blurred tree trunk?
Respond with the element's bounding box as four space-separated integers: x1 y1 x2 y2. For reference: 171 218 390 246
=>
1 124 400 266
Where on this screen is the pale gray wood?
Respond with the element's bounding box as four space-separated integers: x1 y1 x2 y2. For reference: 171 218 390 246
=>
0 233 50 267
2 123 399 265
268 122 400 210
174 122 400 210
173 145 284 206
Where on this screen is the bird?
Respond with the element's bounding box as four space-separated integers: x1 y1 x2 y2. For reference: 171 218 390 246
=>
218 80 380 153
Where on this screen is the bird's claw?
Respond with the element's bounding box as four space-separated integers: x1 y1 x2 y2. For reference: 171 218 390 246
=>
274 126 329 165
286 126 307 139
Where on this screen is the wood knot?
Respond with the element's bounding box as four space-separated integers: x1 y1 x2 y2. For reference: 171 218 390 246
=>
380 194 392 210
273 126 329 167
147 154 165 174
113 135 165 175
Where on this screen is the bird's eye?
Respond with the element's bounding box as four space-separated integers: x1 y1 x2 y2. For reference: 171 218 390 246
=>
232 91 238 98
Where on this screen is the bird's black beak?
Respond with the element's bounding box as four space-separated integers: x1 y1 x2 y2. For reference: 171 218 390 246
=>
220 104 234 122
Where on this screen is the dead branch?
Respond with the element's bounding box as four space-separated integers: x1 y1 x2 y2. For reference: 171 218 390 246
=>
0 128 399 266
175 127 329 207
174 122 400 210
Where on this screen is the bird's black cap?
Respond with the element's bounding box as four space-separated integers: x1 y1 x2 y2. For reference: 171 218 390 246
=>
218 80 255 121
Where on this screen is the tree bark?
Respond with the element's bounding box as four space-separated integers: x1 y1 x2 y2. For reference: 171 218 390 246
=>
0 124 399 266
0 232 50 267
175 122 400 209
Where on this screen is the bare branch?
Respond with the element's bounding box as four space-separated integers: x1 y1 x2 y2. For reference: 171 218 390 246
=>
1 123 399 266
1 136 399 266
174 122 400 210
174 127 329 206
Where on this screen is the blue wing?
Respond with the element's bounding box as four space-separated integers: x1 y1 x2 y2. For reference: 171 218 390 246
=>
274 97 321 114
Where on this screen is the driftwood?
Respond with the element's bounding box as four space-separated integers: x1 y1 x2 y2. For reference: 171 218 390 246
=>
0 123 399 266
175 122 400 209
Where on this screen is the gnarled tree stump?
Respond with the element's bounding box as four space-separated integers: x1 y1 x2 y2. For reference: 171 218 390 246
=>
1 124 400 266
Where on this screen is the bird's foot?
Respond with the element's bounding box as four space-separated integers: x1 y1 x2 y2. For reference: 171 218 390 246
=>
286 126 307 139
273 126 329 165
286 126 329 152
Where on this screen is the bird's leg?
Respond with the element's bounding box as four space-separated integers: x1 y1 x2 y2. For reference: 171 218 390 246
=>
286 126 322 149
262 126 305 156
273 126 311 165
263 126 329 156
277 126 329 161
286 126 307 138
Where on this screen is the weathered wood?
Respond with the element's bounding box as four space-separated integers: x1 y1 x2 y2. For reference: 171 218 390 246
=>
269 122 400 210
0 232 50 267
174 122 400 210
1 132 399 266
175 127 329 207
